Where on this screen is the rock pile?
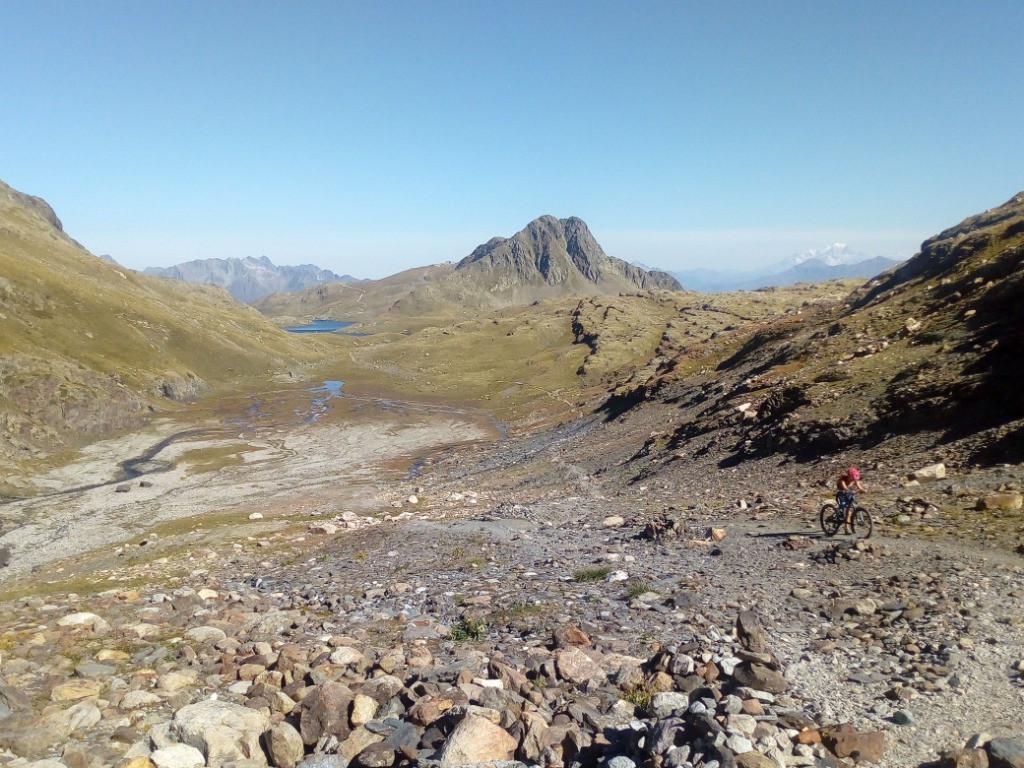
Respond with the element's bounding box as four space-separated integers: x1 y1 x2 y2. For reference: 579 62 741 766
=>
0 579 896 768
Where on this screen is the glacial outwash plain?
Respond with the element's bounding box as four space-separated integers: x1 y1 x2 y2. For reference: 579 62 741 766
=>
2 180 1024 768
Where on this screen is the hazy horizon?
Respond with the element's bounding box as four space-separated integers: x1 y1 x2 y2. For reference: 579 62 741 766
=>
94 222 922 281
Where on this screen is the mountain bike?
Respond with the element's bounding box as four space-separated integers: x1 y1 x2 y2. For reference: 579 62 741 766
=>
820 492 872 538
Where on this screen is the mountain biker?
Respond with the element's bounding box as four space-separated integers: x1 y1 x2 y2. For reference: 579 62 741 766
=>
837 466 867 533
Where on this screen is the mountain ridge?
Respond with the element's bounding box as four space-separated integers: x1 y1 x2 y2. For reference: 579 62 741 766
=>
256 215 681 326
145 255 363 302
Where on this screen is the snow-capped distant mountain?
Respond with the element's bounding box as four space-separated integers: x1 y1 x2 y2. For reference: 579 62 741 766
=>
769 243 871 273
656 245 905 293
145 255 363 302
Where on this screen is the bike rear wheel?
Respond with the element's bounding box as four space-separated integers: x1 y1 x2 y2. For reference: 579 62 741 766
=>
851 507 873 538
820 504 842 536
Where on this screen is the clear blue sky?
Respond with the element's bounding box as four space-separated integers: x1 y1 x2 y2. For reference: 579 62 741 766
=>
2 1 1021 278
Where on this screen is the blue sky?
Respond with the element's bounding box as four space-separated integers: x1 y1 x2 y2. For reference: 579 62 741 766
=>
2 1 1022 278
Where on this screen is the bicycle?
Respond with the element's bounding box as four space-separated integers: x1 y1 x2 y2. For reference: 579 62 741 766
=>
820 492 873 538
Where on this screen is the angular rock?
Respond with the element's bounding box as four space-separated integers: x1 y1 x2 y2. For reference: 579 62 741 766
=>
300 681 353 745
556 648 607 686
731 663 788 694
910 463 946 481
438 714 517 765
56 612 110 633
165 700 270 766
45 702 102 736
821 722 885 764
552 625 591 649
338 726 386 762
736 611 769 654
183 626 227 643
266 722 305 768
51 679 104 701
988 737 1024 768
979 493 1023 511
0 680 31 716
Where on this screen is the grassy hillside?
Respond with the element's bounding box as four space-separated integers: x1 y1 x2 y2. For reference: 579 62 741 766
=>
313 281 860 431
0 180 321 476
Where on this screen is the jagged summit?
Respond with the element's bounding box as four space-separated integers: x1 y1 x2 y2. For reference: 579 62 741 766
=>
457 215 681 293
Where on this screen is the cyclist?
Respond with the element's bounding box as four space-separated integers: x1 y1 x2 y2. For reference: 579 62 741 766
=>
837 466 867 533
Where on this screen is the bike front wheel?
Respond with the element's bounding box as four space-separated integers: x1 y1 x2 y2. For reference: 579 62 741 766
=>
851 507 873 538
820 504 842 537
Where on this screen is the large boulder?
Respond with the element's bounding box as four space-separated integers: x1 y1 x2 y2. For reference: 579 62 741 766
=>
988 737 1024 768
299 681 354 745
266 722 305 768
152 700 271 767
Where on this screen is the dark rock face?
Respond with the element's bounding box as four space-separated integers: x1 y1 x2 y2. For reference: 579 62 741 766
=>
988 737 1024 768
458 215 681 292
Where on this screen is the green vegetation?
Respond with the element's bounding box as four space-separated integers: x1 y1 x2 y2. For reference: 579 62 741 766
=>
574 565 613 582
622 682 653 709
449 616 487 642
625 578 651 599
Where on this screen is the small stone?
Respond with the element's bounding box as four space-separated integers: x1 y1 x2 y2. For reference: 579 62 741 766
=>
309 523 338 535
120 690 161 709
51 679 104 701
892 709 914 726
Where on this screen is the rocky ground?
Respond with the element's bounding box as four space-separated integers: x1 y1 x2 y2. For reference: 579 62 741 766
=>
2 393 1024 768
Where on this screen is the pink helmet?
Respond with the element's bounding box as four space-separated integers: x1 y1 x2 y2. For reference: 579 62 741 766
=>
848 467 861 481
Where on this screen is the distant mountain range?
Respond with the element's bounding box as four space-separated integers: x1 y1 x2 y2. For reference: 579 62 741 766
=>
145 255 363 302
665 244 903 292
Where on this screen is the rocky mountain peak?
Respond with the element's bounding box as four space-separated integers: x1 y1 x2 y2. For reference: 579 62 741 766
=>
457 215 680 292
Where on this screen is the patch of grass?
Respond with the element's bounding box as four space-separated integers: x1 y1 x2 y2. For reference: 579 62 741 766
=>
625 578 651 599
465 556 486 567
449 616 487 642
622 682 653 710
353 550 368 561
574 565 613 582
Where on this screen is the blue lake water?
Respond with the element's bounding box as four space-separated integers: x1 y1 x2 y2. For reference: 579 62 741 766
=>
284 319 355 333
